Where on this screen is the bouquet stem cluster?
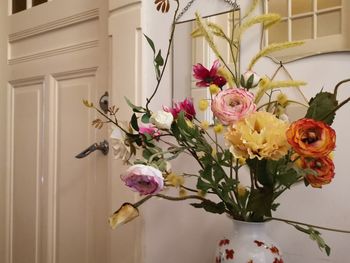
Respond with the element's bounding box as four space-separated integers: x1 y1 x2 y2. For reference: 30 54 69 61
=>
83 0 350 256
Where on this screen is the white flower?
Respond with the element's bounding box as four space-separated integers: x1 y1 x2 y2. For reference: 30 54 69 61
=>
150 110 173 130
279 113 289 123
242 70 260 88
110 126 131 161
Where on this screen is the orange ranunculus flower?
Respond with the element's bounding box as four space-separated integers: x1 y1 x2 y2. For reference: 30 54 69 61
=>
286 118 336 158
300 156 335 188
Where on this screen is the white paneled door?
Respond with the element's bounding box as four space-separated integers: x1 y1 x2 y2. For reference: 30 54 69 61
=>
2 0 109 263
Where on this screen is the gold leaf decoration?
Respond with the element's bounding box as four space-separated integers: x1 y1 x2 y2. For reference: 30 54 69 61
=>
154 0 170 13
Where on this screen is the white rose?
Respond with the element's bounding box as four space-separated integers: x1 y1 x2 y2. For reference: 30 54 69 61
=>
242 70 260 88
150 110 174 130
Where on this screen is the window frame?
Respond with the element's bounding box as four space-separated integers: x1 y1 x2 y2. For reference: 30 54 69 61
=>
10 0 50 15
263 0 350 62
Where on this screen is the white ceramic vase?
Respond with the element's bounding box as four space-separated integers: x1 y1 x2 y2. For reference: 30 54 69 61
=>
215 220 283 263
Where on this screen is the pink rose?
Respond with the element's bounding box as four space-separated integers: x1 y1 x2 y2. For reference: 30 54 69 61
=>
121 164 164 195
164 97 196 120
211 88 256 125
139 123 161 138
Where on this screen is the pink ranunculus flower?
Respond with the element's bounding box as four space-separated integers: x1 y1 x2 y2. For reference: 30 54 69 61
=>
121 164 164 195
193 59 227 88
211 88 256 125
139 123 161 138
164 97 196 120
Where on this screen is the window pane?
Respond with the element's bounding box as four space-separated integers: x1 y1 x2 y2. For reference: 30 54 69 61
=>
292 16 313 40
317 10 341 37
12 0 26 14
292 0 313 15
318 0 342 10
269 0 288 17
269 21 288 44
33 0 48 6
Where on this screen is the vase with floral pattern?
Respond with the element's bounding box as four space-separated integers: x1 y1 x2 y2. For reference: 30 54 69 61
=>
215 220 283 263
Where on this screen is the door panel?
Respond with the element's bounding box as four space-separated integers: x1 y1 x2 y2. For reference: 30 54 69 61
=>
3 1 108 263
54 71 97 263
11 80 43 263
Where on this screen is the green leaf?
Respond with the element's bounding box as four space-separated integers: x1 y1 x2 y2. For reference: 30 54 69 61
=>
276 168 300 188
155 50 164 66
246 74 255 90
240 74 246 88
294 225 331 256
196 177 212 192
141 113 151 123
213 165 226 183
246 188 273 217
191 200 226 214
124 97 144 113
247 158 273 187
130 113 139 131
305 91 338 125
144 34 156 54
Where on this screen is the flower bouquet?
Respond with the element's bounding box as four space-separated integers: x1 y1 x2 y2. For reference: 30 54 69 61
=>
83 0 350 257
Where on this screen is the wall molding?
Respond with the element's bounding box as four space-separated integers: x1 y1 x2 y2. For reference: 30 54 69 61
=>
8 40 98 65
52 66 98 81
9 8 99 43
9 75 45 88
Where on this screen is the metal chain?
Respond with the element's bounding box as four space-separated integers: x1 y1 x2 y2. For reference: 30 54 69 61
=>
175 0 239 22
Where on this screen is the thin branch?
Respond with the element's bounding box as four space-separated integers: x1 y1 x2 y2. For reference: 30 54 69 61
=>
268 217 350 234
146 0 180 111
334 78 350 98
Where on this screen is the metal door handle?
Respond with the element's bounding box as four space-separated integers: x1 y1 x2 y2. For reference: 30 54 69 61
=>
75 140 109 158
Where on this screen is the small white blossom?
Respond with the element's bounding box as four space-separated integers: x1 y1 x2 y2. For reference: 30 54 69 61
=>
150 110 174 130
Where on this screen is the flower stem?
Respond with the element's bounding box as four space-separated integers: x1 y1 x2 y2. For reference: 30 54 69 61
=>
156 194 208 202
334 78 350 98
146 0 180 111
267 217 350 234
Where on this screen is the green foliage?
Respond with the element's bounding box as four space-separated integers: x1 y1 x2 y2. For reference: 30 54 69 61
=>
191 200 226 214
294 225 331 256
124 97 145 113
144 34 164 80
247 188 273 219
306 91 338 125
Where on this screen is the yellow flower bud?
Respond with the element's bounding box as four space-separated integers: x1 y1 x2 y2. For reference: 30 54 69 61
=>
198 190 207 197
209 84 220 95
237 184 247 197
259 76 271 90
108 203 139 229
200 120 210 130
167 173 185 187
211 148 217 159
199 99 209 111
179 188 187 197
213 124 224 133
185 119 194 128
277 93 289 107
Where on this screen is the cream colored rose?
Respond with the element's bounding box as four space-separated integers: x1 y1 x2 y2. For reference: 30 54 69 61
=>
150 110 174 129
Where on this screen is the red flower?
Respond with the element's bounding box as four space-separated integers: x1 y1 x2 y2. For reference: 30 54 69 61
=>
193 60 227 87
225 249 234 260
273 258 284 263
300 156 335 188
286 118 336 158
215 256 221 263
164 98 196 120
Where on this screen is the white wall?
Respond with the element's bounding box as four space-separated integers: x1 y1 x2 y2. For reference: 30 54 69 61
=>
140 1 350 263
